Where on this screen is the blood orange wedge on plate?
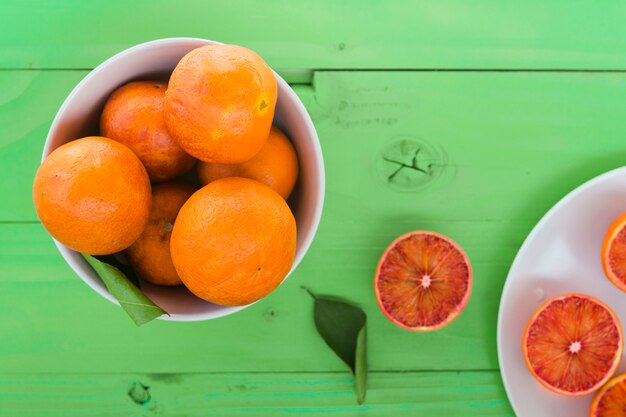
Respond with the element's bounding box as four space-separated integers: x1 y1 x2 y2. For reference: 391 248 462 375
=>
590 372 626 417
523 294 623 396
374 231 472 332
602 212 626 292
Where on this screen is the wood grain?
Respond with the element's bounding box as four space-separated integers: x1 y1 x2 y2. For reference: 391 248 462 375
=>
2 1 626 70
0 371 513 417
6 70 626 223
0 222 508 373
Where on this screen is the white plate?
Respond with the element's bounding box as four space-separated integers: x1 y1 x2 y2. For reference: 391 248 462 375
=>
498 166 626 417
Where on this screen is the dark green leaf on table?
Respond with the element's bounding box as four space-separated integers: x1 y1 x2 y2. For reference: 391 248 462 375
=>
354 325 367 404
82 254 167 326
304 287 368 404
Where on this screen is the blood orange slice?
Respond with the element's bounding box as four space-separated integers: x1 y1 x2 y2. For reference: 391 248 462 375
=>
374 231 472 331
602 213 626 292
523 294 623 396
590 373 626 417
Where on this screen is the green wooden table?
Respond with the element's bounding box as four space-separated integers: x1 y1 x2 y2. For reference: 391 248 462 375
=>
3 2 626 415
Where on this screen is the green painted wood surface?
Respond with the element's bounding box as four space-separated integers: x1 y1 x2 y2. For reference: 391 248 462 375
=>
3 1 626 71
1 222 505 373
3 2 626 415
0 372 511 417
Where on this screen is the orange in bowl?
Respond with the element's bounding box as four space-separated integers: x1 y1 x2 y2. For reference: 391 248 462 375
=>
198 126 299 199
33 136 151 255
125 181 196 286
170 177 296 306
165 44 277 164
100 81 196 182
39 38 324 321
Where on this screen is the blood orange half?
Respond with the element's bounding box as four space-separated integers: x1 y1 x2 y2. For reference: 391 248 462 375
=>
602 213 626 292
590 372 626 417
523 294 623 396
374 231 472 331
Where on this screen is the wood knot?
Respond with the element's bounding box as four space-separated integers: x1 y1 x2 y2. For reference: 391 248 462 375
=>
374 136 447 192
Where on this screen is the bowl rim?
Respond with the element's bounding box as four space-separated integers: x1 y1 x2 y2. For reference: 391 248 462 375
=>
43 37 325 322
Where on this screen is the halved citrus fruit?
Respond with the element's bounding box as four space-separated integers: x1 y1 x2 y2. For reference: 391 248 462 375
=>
602 213 626 292
374 231 472 331
590 372 626 417
522 294 623 396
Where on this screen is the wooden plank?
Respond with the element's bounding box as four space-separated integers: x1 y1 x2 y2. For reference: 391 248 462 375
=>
2 1 626 70
0 71 85 221
306 70 626 224
0 222 512 373
0 371 513 417
6 70 626 222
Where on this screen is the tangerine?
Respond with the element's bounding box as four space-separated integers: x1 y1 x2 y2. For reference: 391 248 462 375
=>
170 177 296 306
197 126 298 199
164 44 277 164
100 81 196 182
125 181 196 286
33 136 151 255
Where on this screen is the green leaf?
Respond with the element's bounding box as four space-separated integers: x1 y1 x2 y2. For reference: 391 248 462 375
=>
82 254 167 326
354 326 367 404
94 255 141 287
304 287 368 404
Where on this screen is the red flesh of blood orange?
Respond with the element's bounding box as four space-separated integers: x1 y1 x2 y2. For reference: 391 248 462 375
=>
602 212 626 292
523 294 623 396
590 373 626 417
374 231 472 331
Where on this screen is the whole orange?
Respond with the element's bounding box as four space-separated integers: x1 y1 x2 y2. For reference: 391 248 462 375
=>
125 181 196 286
100 81 196 182
197 126 298 199
164 44 277 164
170 177 296 306
33 136 151 255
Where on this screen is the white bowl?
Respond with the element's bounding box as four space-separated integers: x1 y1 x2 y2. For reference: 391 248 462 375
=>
42 38 325 322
